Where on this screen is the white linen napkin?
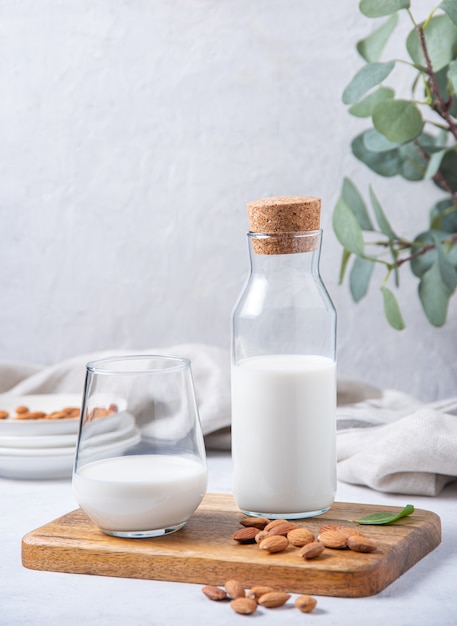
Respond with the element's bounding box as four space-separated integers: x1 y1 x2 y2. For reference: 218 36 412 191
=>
337 387 457 495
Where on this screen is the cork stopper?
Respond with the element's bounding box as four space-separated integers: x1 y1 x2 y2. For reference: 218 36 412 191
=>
247 196 321 254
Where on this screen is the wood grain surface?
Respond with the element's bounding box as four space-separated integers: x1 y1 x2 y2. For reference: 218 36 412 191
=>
21 494 441 597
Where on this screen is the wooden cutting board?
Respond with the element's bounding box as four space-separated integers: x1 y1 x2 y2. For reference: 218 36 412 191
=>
21 494 441 597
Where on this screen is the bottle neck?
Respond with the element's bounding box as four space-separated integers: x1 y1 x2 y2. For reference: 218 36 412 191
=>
247 230 322 274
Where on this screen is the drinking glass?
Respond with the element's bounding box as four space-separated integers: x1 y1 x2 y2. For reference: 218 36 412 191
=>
72 355 207 538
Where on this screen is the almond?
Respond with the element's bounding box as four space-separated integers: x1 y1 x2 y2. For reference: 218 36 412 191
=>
0 410 9 419
15 405 29 414
230 597 257 615
298 541 325 559
264 519 289 532
258 591 291 608
318 529 347 549
202 585 227 601
336 525 363 539
239 516 270 530
295 594 317 613
232 527 259 543
224 579 245 600
268 521 299 537
287 527 315 547
254 530 270 544
319 524 339 533
246 585 275 601
259 535 289 553
347 534 377 553
14 411 47 420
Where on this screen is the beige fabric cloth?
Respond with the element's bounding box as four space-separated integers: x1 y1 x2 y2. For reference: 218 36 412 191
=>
1 345 456 495
337 386 457 495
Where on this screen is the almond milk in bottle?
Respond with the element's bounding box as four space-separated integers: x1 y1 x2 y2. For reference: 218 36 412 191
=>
231 196 337 518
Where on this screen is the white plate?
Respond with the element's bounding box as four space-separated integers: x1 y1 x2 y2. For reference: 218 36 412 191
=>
0 394 82 435
0 430 141 480
0 394 126 437
0 432 77 449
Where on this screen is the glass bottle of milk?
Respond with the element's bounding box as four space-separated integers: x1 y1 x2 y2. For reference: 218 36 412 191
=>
231 196 337 519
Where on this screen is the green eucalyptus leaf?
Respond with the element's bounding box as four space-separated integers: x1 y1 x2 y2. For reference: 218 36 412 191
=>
417 130 448 154
430 199 457 233
339 248 352 284
355 504 414 525
349 86 395 117
369 186 397 238
381 286 405 330
425 149 447 179
435 151 457 192
359 0 410 18
364 128 400 152
342 61 395 105
432 233 457 290
342 177 374 230
410 230 442 277
448 59 457 94
357 14 398 62
419 260 452 326
441 0 457 28
406 15 457 72
352 132 401 177
398 142 427 181
333 197 365 256
373 99 423 143
350 256 375 301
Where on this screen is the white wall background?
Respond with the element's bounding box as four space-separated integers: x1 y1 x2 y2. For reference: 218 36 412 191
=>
1 0 456 401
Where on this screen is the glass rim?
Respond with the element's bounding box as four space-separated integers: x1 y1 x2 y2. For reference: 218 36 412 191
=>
86 354 191 375
247 229 322 239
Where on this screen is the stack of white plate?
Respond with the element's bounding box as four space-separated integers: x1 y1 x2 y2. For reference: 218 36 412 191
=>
0 394 139 479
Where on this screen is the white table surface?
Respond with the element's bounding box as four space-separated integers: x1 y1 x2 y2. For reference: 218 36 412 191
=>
1 450 456 626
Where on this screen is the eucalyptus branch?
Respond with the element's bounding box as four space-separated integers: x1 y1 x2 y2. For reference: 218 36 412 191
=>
395 233 457 268
417 25 457 140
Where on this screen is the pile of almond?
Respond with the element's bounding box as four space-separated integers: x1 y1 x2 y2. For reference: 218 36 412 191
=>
202 580 317 615
0 405 81 421
0 403 118 421
233 516 377 556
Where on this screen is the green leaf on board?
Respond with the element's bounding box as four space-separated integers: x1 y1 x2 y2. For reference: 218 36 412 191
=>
357 14 398 62
418 260 452 326
364 128 400 152
355 504 414 525
381 286 406 329
342 178 374 230
373 99 423 143
406 15 457 72
352 132 401 177
339 248 352 284
349 86 395 117
350 256 375 301
359 0 410 18
432 233 457 291
441 0 457 28
333 197 365 256
369 186 397 238
342 61 395 105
